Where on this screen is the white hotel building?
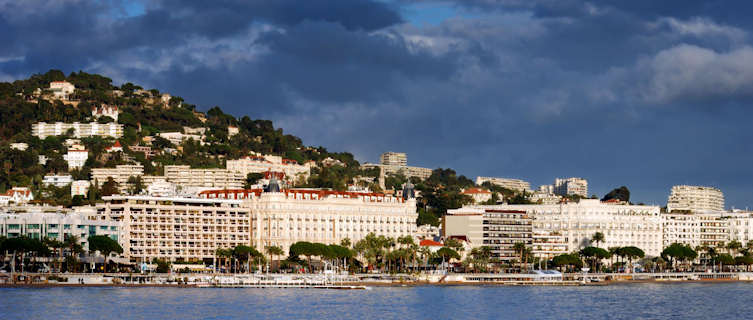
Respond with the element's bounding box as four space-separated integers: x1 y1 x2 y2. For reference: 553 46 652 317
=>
200 186 418 254
475 177 531 192
667 185 725 213
227 154 312 182
448 199 663 256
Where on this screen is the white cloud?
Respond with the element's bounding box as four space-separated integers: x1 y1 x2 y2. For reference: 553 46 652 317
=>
651 17 746 42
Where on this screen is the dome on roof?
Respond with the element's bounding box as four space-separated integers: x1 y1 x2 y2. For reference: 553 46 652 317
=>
265 176 282 193
402 181 415 200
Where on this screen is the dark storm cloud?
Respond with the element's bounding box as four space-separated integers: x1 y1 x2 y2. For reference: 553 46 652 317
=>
2 0 753 207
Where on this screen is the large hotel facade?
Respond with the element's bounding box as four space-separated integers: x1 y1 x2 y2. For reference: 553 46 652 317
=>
93 186 417 263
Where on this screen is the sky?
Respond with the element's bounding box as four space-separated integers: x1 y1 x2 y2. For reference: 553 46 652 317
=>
1 0 752 208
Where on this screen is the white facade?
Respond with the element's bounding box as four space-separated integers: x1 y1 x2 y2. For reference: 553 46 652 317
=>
71 180 91 197
48 81 75 100
462 199 663 256
43 175 73 187
554 177 588 197
461 187 492 204
91 105 119 121
63 149 88 169
32 122 123 139
162 165 244 189
91 164 144 192
200 189 418 254
475 176 532 192
667 185 725 213
0 188 34 206
227 154 312 182
95 195 250 263
157 132 203 145
379 152 407 166
9 143 28 151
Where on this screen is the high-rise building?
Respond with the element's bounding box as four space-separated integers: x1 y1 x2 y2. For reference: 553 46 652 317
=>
379 152 407 167
475 177 531 192
32 122 123 139
553 177 588 197
444 208 534 262
666 185 725 213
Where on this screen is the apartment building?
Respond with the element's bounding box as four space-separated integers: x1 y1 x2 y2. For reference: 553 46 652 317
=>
63 149 88 169
199 186 418 254
71 180 90 197
475 177 532 192
0 208 121 252
444 208 536 262
553 177 588 197
162 165 244 189
462 188 493 204
227 154 312 182
95 195 250 263
667 185 725 213
91 164 144 192
32 122 123 139
43 175 73 187
379 152 407 167
48 81 75 100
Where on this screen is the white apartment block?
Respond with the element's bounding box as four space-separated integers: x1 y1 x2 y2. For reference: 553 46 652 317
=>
554 177 588 197
158 132 203 146
91 164 144 192
227 154 312 182
476 176 532 192
95 195 249 263
63 149 88 170
529 191 563 205
456 199 663 256
0 209 121 253
32 122 124 139
163 165 244 189
9 143 28 151
48 81 75 100
200 188 418 254
43 175 73 187
667 185 725 213
444 208 536 262
380 152 407 166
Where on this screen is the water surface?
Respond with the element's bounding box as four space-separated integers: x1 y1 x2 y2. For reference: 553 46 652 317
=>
2 283 752 319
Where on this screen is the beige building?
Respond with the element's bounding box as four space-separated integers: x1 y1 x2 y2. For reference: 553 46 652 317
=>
163 165 244 190
461 188 493 204
91 164 144 192
667 185 725 213
444 208 535 262
48 81 75 100
95 195 250 263
554 177 588 197
227 154 311 182
379 152 407 166
200 187 418 254
32 122 123 139
475 176 531 192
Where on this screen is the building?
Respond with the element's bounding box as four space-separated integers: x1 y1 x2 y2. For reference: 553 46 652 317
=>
0 208 121 253
227 154 312 183
38 155 48 165
105 141 123 153
91 105 119 122
380 152 407 167
444 208 534 262
9 143 28 151
129 145 156 158
95 195 250 263
146 179 177 197
43 175 73 187
475 177 532 192
63 148 88 169
162 165 244 190
554 177 588 198
199 185 418 254
461 188 493 204
449 199 663 257
0 188 34 206
32 122 123 139
157 132 203 146
71 180 90 198
227 126 239 137
528 191 562 205
667 185 725 213
48 81 75 100
91 164 144 192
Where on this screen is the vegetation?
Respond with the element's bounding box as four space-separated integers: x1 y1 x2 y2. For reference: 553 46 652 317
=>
602 186 630 202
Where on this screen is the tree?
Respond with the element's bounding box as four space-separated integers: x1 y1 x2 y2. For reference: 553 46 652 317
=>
661 243 697 271
244 173 264 189
601 186 630 202
87 235 123 272
579 246 610 272
437 247 460 270
127 175 144 195
265 246 285 271
552 253 582 272
591 232 605 247
100 177 120 196
513 242 527 271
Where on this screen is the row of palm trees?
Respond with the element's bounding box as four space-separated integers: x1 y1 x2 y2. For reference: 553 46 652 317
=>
0 235 93 273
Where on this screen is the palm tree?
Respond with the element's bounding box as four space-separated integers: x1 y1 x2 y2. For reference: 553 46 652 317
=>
44 237 64 273
591 232 605 248
728 240 742 256
265 245 284 272
513 242 527 272
64 235 83 272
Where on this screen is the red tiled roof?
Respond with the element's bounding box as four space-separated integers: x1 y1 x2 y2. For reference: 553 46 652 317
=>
420 239 443 247
462 188 491 194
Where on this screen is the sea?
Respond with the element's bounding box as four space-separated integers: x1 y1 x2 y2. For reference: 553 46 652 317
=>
1 283 752 319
